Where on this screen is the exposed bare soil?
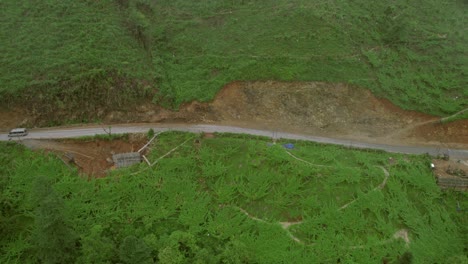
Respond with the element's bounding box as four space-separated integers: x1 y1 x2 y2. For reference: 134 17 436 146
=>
210 82 432 136
0 106 28 129
408 120 468 145
432 159 468 179
22 135 147 177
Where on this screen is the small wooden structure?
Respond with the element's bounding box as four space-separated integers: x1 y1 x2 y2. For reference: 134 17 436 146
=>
112 152 142 168
64 152 75 163
436 176 468 191
432 159 468 191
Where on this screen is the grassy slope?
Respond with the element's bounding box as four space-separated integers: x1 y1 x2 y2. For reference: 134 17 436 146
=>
0 0 153 91
0 0 466 116
151 0 467 114
1 133 466 263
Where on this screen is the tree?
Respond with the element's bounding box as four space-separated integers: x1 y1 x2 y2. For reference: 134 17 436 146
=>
126 7 151 51
119 235 153 264
148 128 155 140
398 251 413 264
158 246 185 264
31 175 78 264
379 5 409 45
158 231 197 264
219 240 251 264
77 225 116 264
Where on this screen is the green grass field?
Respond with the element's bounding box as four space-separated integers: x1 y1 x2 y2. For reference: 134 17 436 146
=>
1 0 466 116
1 132 466 263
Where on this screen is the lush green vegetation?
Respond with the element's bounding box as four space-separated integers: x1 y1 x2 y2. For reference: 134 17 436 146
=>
0 0 466 116
1 132 466 263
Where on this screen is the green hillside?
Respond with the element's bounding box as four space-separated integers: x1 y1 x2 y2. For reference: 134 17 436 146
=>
1 0 466 115
0 133 466 263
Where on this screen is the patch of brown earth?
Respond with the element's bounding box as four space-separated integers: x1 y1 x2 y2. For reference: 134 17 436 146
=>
432 159 467 179
0 106 28 131
22 135 147 177
202 132 216 138
209 81 433 138
407 120 468 145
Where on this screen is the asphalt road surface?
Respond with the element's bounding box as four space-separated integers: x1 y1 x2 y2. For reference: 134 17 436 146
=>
1 124 467 159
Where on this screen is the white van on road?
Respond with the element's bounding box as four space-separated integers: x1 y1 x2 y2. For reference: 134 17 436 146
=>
8 128 28 137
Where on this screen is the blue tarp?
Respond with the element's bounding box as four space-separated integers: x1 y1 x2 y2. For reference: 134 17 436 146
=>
283 143 295 149
266 143 295 149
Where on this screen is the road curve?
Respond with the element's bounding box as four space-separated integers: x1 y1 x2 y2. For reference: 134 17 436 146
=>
1 124 467 159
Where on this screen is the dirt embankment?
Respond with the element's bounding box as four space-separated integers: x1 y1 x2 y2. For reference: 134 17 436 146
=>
1 81 467 146
22 135 147 177
210 82 433 137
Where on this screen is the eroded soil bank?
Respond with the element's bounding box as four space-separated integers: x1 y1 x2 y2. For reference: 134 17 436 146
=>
1 81 466 147
22 134 147 177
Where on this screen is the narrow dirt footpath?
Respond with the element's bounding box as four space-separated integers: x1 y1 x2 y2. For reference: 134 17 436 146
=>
339 166 389 210
385 107 468 140
285 150 333 168
235 206 304 244
233 165 405 248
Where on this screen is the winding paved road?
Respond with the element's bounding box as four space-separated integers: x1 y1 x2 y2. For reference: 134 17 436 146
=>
1 124 467 159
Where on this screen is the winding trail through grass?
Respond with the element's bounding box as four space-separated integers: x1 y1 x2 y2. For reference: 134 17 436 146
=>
234 166 406 247
236 205 410 247
349 229 410 249
285 150 333 168
235 206 304 244
339 166 389 210
223 142 410 247
284 150 391 211
130 136 194 175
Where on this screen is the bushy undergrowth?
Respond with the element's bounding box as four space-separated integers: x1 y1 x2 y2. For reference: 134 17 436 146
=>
0 0 466 116
0 133 466 263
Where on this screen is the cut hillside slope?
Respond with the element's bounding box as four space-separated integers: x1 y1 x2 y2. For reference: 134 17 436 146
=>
209 82 432 138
